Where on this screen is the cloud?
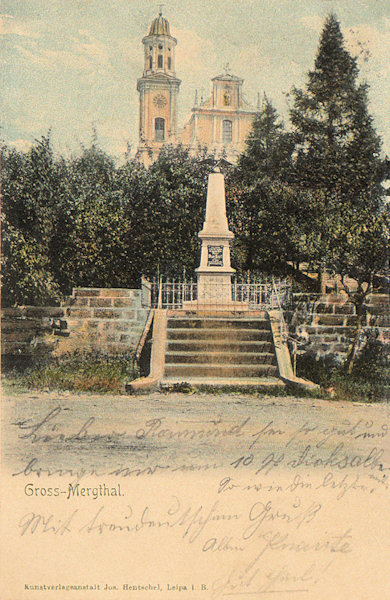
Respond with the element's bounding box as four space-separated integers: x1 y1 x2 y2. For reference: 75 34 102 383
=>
0 14 44 38
75 30 111 65
300 15 324 33
175 28 216 74
345 18 390 67
235 44 270 73
13 30 112 77
8 138 33 152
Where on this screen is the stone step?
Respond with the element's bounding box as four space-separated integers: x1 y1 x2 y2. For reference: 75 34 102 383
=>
165 351 276 365
66 318 133 331
313 342 350 353
68 297 137 309
366 294 390 306
160 376 285 390
167 340 274 353
167 328 272 341
73 288 136 298
312 302 356 315
168 310 268 319
2 330 46 342
66 307 137 319
301 334 349 344
333 304 357 315
1 320 50 333
303 325 356 335
365 304 390 315
312 314 359 326
367 315 390 327
164 363 278 378
167 318 269 330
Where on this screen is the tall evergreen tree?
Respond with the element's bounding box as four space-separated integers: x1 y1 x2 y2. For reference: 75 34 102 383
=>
289 14 383 201
287 14 388 312
231 98 303 273
237 96 293 183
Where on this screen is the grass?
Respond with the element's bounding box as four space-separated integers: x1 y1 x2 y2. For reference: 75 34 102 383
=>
296 333 390 402
2 332 388 401
3 350 138 393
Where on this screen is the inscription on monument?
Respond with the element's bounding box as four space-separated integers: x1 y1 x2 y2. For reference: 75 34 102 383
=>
207 245 224 267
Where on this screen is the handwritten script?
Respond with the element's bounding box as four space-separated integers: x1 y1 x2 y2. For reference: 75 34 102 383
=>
2 392 389 598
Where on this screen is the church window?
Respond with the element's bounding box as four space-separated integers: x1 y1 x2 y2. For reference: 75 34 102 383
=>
223 120 233 144
159 44 163 50
155 117 165 142
168 57 172 69
158 54 163 68
149 56 153 69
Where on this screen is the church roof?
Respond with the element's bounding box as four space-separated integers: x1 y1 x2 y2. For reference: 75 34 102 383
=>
212 73 243 83
149 11 171 36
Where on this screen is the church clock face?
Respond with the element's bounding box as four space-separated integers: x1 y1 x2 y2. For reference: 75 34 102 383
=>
153 94 167 108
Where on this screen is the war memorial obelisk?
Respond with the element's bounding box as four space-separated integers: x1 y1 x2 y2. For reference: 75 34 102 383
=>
196 167 235 307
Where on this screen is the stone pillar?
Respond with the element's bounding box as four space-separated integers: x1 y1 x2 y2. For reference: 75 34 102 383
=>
195 168 235 306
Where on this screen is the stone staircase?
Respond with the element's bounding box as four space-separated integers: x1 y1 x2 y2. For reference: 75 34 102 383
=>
161 314 281 387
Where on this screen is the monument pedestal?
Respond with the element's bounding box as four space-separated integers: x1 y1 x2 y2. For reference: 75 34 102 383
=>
195 168 235 308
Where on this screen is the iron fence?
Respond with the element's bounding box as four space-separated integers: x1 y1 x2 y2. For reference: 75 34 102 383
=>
141 276 291 311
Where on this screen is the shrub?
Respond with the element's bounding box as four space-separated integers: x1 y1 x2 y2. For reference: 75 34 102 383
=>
9 350 138 393
1 222 61 307
296 332 389 402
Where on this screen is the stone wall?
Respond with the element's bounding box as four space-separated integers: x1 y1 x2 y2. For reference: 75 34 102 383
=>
287 292 390 363
61 288 149 355
1 287 149 362
2 288 388 367
1 306 65 360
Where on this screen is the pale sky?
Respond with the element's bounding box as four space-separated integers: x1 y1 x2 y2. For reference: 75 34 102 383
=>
1 0 389 159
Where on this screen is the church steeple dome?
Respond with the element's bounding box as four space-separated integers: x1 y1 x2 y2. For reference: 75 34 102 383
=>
149 10 170 36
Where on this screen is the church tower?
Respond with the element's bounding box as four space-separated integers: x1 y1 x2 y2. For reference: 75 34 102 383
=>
136 9 181 165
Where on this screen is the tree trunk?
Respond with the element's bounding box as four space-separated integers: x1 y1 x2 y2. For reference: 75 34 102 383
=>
344 279 368 374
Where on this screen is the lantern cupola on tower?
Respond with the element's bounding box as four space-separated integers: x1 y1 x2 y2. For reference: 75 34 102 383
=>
142 8 177 77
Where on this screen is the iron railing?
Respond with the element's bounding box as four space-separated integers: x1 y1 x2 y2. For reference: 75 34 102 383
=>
141 276 291 312
272 277 299 376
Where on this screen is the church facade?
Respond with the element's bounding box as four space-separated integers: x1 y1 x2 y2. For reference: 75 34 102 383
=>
136 11 258 166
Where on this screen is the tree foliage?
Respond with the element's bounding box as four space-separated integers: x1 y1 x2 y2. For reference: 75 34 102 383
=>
289 14 383 201
237 96 294 183
1 140 214 305
1 220 60 306
288 15 387 294
229 14 388 296
1 136 62 305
